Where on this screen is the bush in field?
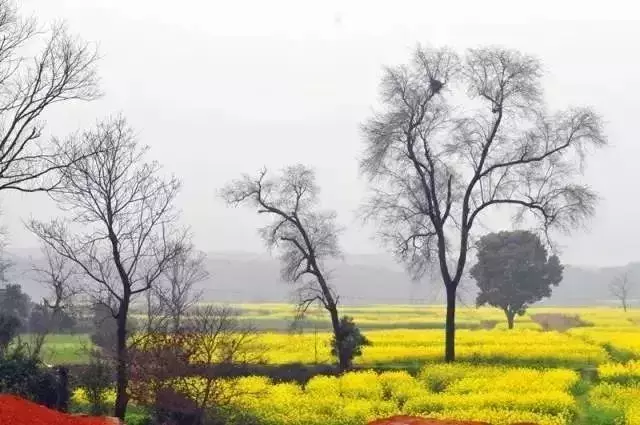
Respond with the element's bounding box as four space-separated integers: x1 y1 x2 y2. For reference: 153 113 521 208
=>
0 347 40 395
129 306 263 425
0 341 58 408
0 314 59 406
331 316 371 369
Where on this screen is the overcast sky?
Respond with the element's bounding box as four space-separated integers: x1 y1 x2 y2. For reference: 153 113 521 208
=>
2 0 640 267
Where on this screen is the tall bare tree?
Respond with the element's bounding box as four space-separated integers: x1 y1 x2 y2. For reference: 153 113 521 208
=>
360 46 606 361
222 165 362 370
154 244 209 331
610 272 634 312
0 0 100 193
28 116 184 419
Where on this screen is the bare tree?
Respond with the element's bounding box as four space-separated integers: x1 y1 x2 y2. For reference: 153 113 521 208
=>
28 116 184 419
360 46 606 361
222 165 362 370
155 244 209 331
0 1 100 193
26 244 80 358
32 245 80 313
610 272 634 312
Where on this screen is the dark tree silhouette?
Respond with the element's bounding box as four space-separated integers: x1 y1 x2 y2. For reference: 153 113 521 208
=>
0 313 19 354
470 230 563 329
0 283 30 322
360 45 605 361
222 165 366 370
0 0 100 193
28 116 185 419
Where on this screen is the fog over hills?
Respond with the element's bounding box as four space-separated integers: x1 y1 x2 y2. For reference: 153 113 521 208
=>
5 249 638 308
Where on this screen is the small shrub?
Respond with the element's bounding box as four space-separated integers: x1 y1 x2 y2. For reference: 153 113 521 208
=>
77 349 112 415
125 412 152 425
428 378 448 393
331 316 371 369
0 346 57 407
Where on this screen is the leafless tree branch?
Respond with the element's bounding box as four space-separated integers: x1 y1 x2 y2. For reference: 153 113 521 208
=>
0 1 100 192
153 243 209 331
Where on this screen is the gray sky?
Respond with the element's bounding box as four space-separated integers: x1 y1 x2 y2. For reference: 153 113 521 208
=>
3 0 640 267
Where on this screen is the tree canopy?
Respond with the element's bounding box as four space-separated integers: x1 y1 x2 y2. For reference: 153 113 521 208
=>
0 283 31 324
470 230 563 329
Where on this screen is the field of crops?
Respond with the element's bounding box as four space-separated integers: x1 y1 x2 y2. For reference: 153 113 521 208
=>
219 364 581 425
254 328 607 368
50 305 640 424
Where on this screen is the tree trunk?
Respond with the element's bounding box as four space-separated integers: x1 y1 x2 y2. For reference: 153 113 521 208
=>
114 301 130 420
506 309 515 330
328 305 348 371
173 315 180 332
445 285 456 362
56 367 69 413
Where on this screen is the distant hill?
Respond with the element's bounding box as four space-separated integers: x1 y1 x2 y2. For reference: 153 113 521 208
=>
4 249 638 307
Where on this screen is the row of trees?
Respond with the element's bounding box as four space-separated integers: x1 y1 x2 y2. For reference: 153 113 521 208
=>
0 0 608 419
0 2 215 418
222 46 606 362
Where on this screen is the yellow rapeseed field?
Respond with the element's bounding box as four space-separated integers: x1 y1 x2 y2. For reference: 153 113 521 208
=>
570 328 640 357
203 365 580 425
589 383 640 425
599 360 640 384
236 328 608 368
69 305 640 425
